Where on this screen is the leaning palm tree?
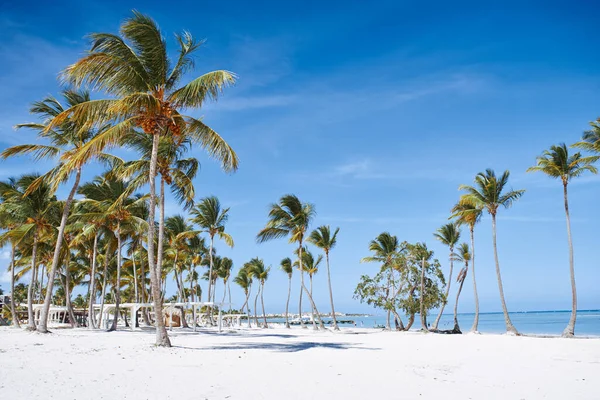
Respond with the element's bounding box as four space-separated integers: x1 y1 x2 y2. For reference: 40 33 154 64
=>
527 143 597 337
308 225 340 330
360 232 404 330
280 257 293 328
450 198 483 332
190 196 233 323
431 222 461 331
451 243 471 333
0 175 60 330
248 258 270 328
460 169 524 335
2 90 111 333
49 11 239 346
256 194 324 329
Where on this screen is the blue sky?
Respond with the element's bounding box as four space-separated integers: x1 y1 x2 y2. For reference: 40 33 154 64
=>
1 0 599 316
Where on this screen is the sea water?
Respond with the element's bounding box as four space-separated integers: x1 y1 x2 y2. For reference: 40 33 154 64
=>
339 310 600 336
268 310 600 336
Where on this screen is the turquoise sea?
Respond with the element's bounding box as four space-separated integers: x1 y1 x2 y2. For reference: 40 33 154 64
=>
268 310 600 336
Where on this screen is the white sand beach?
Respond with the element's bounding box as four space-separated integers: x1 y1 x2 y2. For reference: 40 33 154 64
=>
1 327 598 400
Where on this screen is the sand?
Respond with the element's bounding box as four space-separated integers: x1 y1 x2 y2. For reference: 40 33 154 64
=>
0 326 598 399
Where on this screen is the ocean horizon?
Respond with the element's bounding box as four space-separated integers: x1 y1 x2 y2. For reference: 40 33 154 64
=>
266 309 600 336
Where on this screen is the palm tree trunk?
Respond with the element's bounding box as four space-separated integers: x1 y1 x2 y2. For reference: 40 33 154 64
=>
109 225 122 332
97 244 110 329
88 232 99 329
9 243 20 328
147 132 171 347
325 251 339 330
469 226 479 333
38 167 81 333
298 244 324 329
420 257 427 331
221 280 227 308
27 231 39 331
246 285 252 328
228 281 232 313
432 247 454 330
261 282 268 328
285 276 291 328
253 286 260 327
491 213 518 335
207 234 215 325
385 271 391 330
453 268 467 333
64 251 79 328
562 182 577 337
298 268 304 328
132 246 138 304
139 250 151 326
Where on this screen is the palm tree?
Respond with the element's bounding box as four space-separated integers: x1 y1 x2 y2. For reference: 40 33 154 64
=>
308 225 340 330
1 175 60 330
217 257 233 310
431 222 461 331
360 232 403 330
234 267 252 323
190 196 233 323
0 178 24 328
248 258 270 328
280 257 293 328
572 119 600 153
2 90 110 333
527 144 597 337
52 11 239 347
295 247 323 326
78 174 147 331
256 194 324 329
450 199 483 332
451 243 471 333
460 169 524 335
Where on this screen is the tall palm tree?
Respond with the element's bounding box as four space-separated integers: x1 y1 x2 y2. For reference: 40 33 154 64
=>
450 199 483 332
51 11 239 347
360 232 403 330
0 175 60 330
191 196 233 323
527 143 597 337
431 222 461 331
451 243 471 333
308 225 340 330
2 90 111 333
248 258 270 328
280 257 293 328
460 169 524 335
256 194 324 329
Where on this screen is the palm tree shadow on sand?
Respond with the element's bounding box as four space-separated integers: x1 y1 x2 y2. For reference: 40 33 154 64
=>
176 341 381 352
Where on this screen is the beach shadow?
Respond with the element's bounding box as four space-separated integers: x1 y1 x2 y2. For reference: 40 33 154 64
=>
176 341 380 352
